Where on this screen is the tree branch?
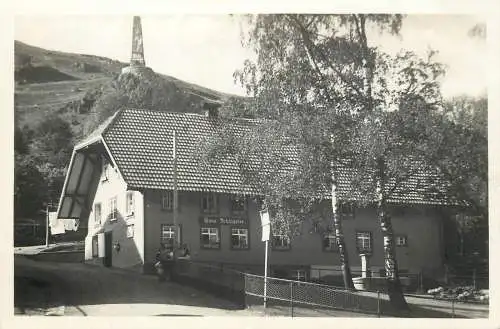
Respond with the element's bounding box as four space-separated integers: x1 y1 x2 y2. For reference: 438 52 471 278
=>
286 14 365 100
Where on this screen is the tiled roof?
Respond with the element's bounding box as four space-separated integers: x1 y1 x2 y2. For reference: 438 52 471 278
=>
102 108 262 194
80 108 457 205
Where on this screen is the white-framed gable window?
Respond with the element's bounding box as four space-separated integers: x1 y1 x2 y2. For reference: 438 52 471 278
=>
109 196 118 221
161 191 173 210
201 192 218 214
126 192 135 216
94 203 102 226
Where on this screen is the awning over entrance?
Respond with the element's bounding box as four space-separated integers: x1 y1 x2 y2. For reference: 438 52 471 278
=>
57 142 107 220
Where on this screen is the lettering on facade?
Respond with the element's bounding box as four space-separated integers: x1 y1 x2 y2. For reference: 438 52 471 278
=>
199 216 247 226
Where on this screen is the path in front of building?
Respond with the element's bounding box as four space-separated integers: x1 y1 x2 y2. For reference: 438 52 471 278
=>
13 255 489 317
14 255 249 316
14 255 380 317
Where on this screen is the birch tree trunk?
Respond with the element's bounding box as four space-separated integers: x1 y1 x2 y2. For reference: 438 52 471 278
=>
376 157 409 311
331 135 355 290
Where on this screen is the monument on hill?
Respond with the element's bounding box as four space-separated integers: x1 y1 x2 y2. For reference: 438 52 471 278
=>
121 16 154 78
131 16 146 66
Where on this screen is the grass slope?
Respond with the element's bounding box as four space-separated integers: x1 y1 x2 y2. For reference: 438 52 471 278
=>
14 40 244 135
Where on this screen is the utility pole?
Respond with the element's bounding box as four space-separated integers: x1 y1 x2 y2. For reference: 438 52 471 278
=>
173 130 180 254
45 202 50 247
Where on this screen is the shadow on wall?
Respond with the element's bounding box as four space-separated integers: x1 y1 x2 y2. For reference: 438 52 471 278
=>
89 209 143 269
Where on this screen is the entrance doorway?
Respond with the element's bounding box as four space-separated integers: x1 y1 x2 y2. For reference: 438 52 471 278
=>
104 231 113 267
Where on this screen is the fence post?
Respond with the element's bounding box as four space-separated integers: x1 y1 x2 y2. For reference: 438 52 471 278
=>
419 271 424 293
377 290 380 317
244 274 247 309
451 298 455 318
473 268 477 290
290 281 294 318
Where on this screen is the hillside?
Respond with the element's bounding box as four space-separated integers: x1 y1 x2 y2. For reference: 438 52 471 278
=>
14 40 243 138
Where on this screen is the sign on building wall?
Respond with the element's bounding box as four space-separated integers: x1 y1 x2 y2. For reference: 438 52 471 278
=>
199 216 248 226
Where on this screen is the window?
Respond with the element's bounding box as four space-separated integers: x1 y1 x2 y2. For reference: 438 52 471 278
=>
200 227 220 249
101 162 111 182
94 203 102 225
230 195 246 213
231 228 249 249
356 231 372 253
92 235 98 257
295 270 307 282
272 234 290 250
161 225 176 248
339 203 355 219
201 192 218 213
126 192 134 216
395 235 408 247
161 191 173 210
322 232 338 252
127 224 134 238
109 197 118 221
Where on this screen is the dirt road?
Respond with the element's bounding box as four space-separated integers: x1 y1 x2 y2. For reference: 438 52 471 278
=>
14 255 247 316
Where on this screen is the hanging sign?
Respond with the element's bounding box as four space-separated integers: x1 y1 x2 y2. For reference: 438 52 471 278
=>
260 209 270 242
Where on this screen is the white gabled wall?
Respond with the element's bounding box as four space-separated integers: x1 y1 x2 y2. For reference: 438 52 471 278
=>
84 156 145 268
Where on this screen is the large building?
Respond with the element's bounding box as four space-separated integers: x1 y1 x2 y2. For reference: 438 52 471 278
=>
56 107 454 282
56 15 456 283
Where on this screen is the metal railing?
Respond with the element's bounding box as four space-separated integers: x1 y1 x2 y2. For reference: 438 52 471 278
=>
244 273 390 317
170 261 487 317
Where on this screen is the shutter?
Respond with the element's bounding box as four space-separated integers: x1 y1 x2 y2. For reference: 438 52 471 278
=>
98 233 105 257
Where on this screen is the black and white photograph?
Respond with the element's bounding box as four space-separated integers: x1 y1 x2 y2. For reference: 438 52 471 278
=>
8 3 495 324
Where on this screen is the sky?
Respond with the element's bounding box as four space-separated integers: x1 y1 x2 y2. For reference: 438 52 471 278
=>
14 14 487 99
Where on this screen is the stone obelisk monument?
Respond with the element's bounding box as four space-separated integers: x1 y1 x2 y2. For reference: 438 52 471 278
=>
121 16 154 77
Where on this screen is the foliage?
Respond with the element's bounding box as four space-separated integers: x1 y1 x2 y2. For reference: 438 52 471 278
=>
14 154 47 218
29 115 74 169
83 71 201 135
198 14 456 309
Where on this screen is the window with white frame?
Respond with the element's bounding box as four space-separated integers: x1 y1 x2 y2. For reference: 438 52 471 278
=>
230 195 246 213
231 228 249 249
108 197 118 221
161 225 176 248
200 227 220 249
395 235 408 247
322 232 338 252
295 270 307 282
126 192 134 216
127 224 134 238
161 191 173 210
356 231 372 253
94 203 102 225
339 202 355 219
201 192 218 213
272 234 290 250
